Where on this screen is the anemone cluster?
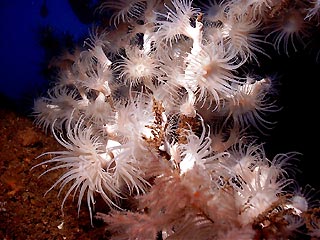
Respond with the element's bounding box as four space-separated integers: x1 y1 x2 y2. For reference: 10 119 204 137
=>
32 0 320 239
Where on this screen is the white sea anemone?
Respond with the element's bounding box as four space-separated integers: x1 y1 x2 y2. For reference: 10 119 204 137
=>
32 117 122 223
32 87 83 132
224 77 279 134
184 42 243 107
99 0 146 26
154 0 200 46
178 118 228 174
264 7 311 55
227 142 295 225
115 46 161 89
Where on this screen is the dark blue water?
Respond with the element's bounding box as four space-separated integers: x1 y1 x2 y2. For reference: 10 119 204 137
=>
0 0 90 103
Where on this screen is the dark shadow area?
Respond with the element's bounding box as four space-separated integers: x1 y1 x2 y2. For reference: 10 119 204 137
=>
260 43 320 192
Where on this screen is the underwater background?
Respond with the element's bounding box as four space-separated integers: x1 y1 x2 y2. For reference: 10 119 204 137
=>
0 0 319 206
0 0 95 105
